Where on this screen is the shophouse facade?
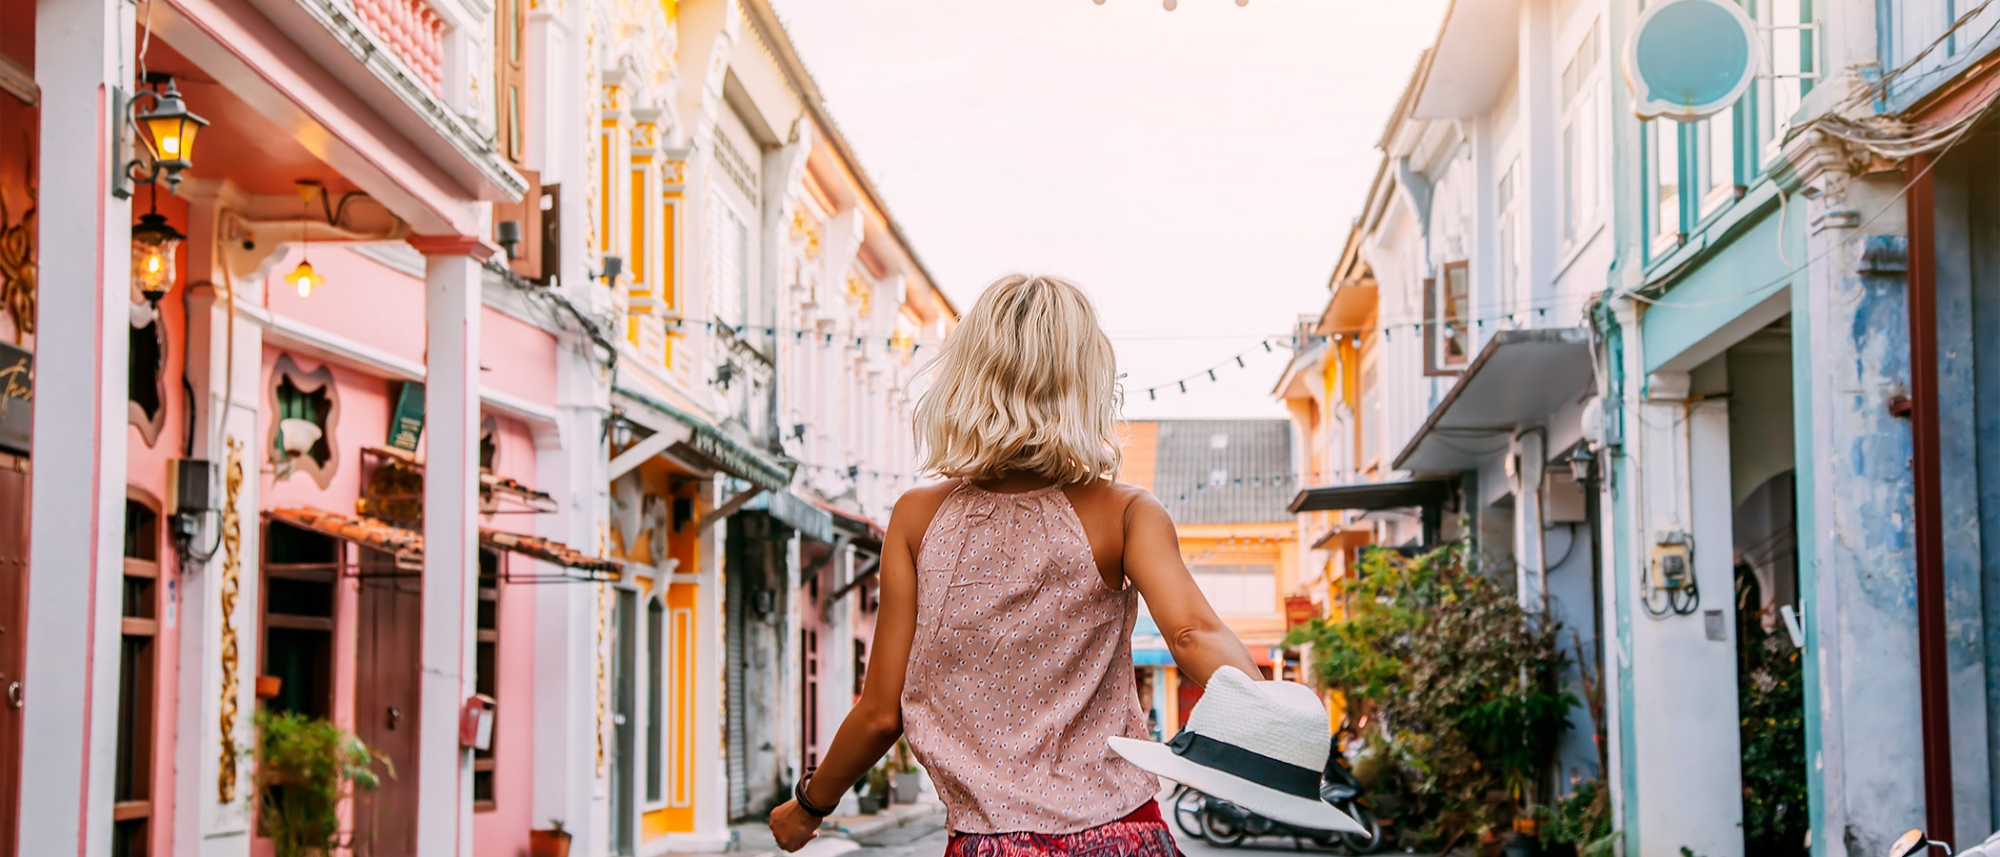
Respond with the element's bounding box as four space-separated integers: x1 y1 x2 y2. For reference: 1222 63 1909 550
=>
587 0 954 850
0 0 948 854
1119 420 1303 732
1590 1 2000 856
1278 0 1614 820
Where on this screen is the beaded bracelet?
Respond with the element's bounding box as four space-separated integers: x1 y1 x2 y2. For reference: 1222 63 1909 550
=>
794 767 837 818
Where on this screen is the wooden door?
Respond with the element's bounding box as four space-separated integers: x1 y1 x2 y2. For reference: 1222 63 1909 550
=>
353 559 421 857
0 460 27 857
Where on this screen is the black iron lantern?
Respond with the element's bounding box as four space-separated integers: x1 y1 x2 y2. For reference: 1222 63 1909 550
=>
1568 442 1596 483
131 211 185 305
136 75 208 188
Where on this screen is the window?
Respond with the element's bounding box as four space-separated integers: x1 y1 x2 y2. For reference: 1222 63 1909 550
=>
1650 120 1685 255
646 595 665 804
1497 161 1521 320
1189 565 1278 615
114 497 160 857
473 550 501 811
262 522 338 719
1756 0 1814 161
1426 263 1470 374
1699 106 1742 216
1560 18 1603 249
267 355 339 489
493 0 526 166
708 195 749 331
128 298 167 448
1359 362 1380 470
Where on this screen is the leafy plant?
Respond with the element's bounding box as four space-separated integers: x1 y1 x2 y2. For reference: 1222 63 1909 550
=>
254 710 389 857
1738 615 1808 856
1284 544 1575 849
1539 778 1610 847
890 737 918 774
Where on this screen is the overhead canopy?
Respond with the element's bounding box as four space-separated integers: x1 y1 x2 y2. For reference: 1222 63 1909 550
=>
1289 478 1453 514
266 507 620 580
1393 328 1595 473
612 385 795 492
746 490 836 543
362 446 559 513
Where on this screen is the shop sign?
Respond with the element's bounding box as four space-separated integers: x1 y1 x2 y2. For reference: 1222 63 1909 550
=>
1624 0 1760 121
0 341 28 454
388 381 425 452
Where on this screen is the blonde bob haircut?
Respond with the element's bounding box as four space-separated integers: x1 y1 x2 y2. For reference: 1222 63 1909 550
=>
914 274 1122 485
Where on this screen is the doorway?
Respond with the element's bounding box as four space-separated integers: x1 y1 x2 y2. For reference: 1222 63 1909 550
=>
353 553 421 857
1721 319 1806 857
611 588 637 856
0 457 27 857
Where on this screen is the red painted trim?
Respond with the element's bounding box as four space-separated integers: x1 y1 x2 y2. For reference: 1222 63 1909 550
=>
407 235 501 262
78 83 108 857
1905 155 1956 855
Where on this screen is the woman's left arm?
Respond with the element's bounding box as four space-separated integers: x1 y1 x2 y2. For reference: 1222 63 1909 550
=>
769 495 924 851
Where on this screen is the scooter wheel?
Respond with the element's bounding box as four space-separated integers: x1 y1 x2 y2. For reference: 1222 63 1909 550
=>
1173 788 1208 839
1202 812 1248 848
1335 804 1383 854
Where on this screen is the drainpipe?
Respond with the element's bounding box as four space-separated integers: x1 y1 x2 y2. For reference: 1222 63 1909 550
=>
1904 157 1955 853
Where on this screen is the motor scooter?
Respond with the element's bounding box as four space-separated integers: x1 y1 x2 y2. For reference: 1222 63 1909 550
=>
1194 743 1382 854
1888 827 2000 857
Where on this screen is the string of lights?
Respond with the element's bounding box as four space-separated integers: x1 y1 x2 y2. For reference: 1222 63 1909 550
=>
1127 292 1591 400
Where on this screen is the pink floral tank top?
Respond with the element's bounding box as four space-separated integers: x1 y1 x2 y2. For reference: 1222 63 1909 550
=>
900 481 1161 834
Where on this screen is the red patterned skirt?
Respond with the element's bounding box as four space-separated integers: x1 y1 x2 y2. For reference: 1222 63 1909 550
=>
945 800 1184 857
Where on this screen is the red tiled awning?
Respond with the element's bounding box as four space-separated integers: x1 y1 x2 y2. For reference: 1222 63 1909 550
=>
266 506 618 579
362 446 560 513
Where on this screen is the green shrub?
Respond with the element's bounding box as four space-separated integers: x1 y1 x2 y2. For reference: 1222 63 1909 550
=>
1285 544 1575 849
254 710 388 857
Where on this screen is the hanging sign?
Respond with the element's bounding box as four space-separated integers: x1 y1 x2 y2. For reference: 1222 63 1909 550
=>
388 381 425 452
1624 0 1761 121
0 342 29 454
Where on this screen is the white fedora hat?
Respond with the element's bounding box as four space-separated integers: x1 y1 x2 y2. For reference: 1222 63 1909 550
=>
1108 666 1363 833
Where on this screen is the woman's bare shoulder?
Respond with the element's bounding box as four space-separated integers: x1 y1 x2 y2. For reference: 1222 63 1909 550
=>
1063 478 1159 519
888 479 962 548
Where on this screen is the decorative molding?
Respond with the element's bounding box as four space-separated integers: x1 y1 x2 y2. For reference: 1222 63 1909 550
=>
217 437 245 804
595 582 609 776
407 234 503 260
293 0 529 201
349 241 428 279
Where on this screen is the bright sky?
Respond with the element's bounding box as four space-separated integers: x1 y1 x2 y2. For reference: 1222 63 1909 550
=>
769 0 1450 419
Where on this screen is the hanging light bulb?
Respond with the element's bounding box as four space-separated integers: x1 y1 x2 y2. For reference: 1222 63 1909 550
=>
288 180 326 298
288 260 323 297
1162 0 1175 9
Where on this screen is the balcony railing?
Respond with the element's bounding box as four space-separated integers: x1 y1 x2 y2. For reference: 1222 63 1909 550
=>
352 0 444 94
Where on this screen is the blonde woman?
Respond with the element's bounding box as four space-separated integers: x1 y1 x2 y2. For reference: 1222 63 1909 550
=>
769 275 1266 855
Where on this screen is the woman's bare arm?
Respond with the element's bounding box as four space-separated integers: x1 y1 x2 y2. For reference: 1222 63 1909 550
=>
1121 492 1264 687
794 494 924 807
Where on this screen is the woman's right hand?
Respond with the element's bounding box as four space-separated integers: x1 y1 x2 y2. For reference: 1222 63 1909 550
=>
769 799 822 852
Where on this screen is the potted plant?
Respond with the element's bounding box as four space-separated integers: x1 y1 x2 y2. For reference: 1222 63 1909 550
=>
888 738 922 804
254 710 387 857
530 820 573 857
858 766 891 814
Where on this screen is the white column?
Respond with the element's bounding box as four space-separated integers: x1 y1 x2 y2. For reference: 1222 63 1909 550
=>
411 236 496 857
173 180 262 857
1513 430 1548 610
25 0 133 852
1622 366 1744 857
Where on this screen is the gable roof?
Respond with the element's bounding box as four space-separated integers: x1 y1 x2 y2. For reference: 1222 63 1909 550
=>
1133 420 1294 525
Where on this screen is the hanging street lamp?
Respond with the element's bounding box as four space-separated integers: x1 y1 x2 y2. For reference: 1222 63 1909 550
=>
131 210 184 305
117 73 210 197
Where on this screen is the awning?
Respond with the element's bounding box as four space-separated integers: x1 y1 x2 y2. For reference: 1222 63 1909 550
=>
266 507 620 580
1289 479 1452 514
612 385 794 492
362 446 559 513
745 490 836 543
811 498 887 547
1393 328 1594 473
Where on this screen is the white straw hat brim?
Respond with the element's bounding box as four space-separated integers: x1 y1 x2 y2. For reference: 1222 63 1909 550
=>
1108 736 1365 834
